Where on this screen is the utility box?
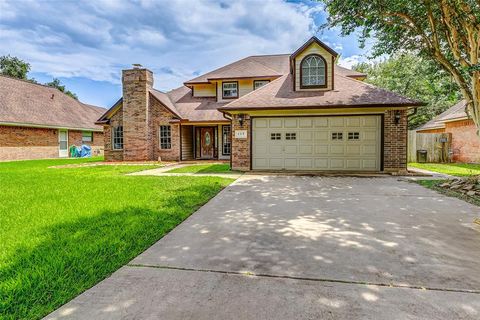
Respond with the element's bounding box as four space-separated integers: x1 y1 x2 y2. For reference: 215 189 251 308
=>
417 150 428 163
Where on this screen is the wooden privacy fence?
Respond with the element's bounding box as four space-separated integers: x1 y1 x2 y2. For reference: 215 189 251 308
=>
408 131 452 163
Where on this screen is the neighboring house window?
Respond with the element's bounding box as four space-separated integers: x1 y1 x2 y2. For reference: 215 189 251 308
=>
222 81 238 99
160 125 171 149
112 126 123 150
222 125 231 155
301 54 326 88
82 131 93 143
253 80 270 90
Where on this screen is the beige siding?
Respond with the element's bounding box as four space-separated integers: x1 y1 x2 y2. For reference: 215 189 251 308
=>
181 125 194 160
192 83 216 97
216 78 275 103
294 42 334 91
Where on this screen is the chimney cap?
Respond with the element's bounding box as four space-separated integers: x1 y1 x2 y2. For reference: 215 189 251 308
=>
132 63 143 69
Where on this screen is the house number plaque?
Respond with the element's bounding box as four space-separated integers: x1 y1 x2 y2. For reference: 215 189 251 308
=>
235 130 247 139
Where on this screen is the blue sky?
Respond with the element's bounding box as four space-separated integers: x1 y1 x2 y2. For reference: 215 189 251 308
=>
0 0 373 109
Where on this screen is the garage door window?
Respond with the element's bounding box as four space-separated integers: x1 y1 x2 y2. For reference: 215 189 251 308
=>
331 132 343 140
285 133 296 140
270 133 281 140
348 132 360 140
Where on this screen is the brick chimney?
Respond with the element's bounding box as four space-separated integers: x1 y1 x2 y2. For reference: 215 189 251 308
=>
122 66 153 161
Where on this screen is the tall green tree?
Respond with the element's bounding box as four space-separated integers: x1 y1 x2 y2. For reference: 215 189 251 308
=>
353 54 461 129
0 55 31 79
45 78 78 100
319 0 480 133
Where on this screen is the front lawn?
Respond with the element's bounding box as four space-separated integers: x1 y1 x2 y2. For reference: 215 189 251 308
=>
409 162 480 177
415 179 480 207
167 163 235 173
0 157 233 320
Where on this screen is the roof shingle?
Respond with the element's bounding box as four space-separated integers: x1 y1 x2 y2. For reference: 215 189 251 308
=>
0 75 104 131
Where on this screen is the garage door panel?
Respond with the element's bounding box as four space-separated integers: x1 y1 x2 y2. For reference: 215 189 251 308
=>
269 119 282 128
269 158 283 168
299 145 313 154
330 159 345 169
284 158 298 168
269 145 283 154
299 118 313 128
284 118 297 128
284 145 298 154
315 145 329 154
315 131 328 141
298 131 312 140
330 145 345 155
252 116 381 171
329 117 345 127
254 119 268 128
298 159 312 169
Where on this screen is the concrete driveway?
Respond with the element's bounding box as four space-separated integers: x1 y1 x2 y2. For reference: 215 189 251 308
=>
46 176 480 320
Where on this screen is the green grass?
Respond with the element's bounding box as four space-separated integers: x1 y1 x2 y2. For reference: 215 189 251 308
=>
167 163 236 174
0 157 233 319
415 179 480 207
409 162 480 177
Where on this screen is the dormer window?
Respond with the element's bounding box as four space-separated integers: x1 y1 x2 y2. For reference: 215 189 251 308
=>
300 54 327 88
222 81 238 99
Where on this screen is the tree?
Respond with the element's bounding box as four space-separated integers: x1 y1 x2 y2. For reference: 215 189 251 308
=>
353 54 462 129
45 78 78 100
0 55 31 80
319 0 480 133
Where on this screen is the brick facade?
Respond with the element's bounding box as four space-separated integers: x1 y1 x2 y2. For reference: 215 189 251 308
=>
122 69 153 161
103 68 181 162
150 97 180 161
383 110 408 172
231 114 250 171
446 119 480 163
0 125 104 161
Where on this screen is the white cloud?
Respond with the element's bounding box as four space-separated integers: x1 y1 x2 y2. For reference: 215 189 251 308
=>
0 0 369 92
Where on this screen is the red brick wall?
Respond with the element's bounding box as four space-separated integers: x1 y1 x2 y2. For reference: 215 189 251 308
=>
445 119 480 163
0 125 104 161
150 97 180 161
383 110 408 172
104 107 124 161
122 69 153 161
231 114 250 171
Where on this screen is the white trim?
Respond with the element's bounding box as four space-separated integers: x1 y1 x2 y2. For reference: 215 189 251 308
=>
441 116 469 123
58 129 69 158
0 121 103 132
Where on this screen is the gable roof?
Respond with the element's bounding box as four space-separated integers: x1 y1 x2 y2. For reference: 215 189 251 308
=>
0 75 105 131
290 36 339 60
416 100 468 131
219 74 423 111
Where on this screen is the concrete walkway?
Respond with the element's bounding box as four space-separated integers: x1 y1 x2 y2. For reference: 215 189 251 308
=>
46 176 480 320
128 163 243 179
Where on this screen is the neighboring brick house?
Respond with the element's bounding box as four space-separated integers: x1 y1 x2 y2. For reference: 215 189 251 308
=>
0 75 105 161
97 37 423 172
417 100 480 163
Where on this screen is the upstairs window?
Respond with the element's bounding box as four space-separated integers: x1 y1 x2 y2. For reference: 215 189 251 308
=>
160 125 171 149
112 126 123 150
300 54 326 88
222 81 238 99
253 80 270 90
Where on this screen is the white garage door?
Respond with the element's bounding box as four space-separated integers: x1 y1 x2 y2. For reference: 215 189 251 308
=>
252 116 381 171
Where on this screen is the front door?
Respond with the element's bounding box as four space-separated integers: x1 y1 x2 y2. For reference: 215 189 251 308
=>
58 129 68 158
200 128 214 159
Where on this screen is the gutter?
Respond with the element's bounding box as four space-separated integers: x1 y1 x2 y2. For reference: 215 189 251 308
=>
0 121 103 132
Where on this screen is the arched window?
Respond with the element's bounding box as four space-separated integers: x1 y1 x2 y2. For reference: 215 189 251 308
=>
300 55 326 88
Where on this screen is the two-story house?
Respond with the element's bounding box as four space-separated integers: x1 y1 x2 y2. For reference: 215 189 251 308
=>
96 37 423 172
